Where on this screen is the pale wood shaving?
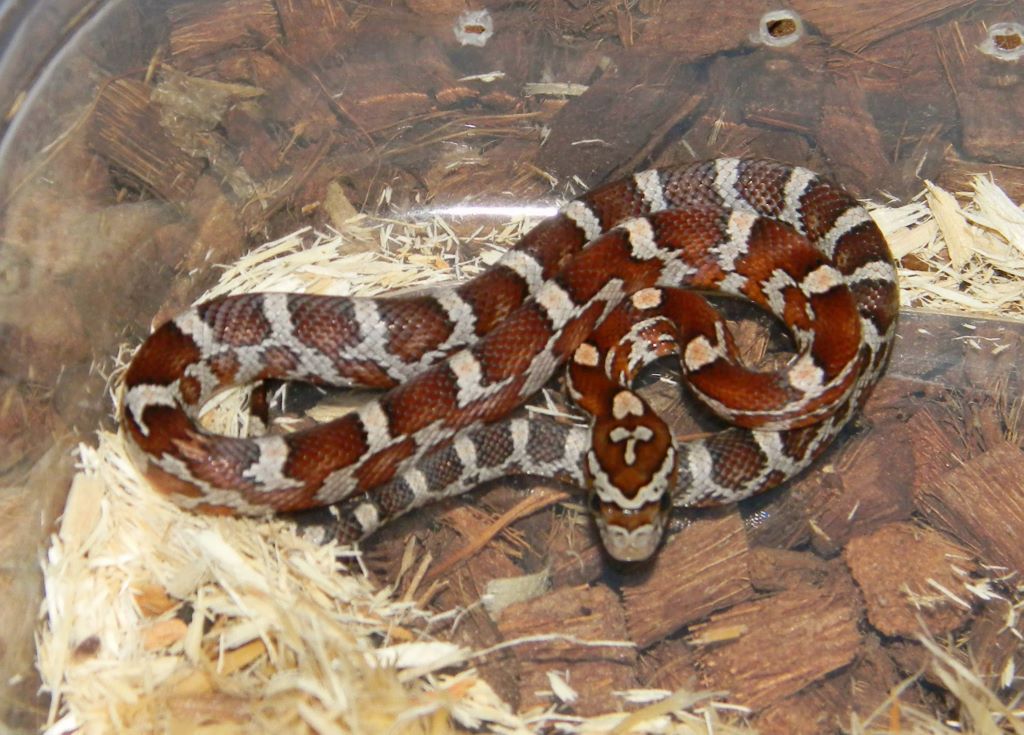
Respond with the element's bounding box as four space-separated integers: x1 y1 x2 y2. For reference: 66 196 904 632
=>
546 670 579 705
925 182 975 269
868 177 1024 318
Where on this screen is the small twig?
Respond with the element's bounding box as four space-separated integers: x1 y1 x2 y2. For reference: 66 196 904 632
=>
424 487 571 583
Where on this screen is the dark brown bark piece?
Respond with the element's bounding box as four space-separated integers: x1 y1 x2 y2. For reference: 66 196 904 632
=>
823 26 952 196
424 138 555 205
938 149 1024 204
693 582 861 710
220 106 284 181
167 0 282 67
430 506 526 709
667 107 818 170
754 686 840 735
746 547 831 593
845 522 974 637
789 0 972 52
968 600 1023 693
832 26 951 123
799 421 917 549
739 482 815 552
757 634 928 734
276 0 350 65
621 510 753 649
818 74 891 197
540 57 702 185
496 584 636 715
636 638 701 691
907 408 964 491
89 79 204 202
915 441 1024 576
711 45 827 141
405 0 464 15
153 176 247 321
935 17 1024 164
213 51 336 139
432 503 527 587
547 514 606 589
843 634 929 720
638 0 777 60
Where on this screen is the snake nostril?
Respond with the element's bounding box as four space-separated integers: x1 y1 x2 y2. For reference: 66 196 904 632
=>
659 492 672 513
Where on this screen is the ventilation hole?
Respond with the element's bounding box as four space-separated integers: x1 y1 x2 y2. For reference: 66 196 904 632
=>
766 17 798 38
995 31 1022 51
454 9 494 48
752 10 804 48
979 22 1024 61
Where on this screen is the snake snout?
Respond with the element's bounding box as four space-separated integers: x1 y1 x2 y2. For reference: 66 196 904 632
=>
590 495 670 562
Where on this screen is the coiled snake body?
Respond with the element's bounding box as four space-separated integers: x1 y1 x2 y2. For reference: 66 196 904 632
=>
121 158 899 561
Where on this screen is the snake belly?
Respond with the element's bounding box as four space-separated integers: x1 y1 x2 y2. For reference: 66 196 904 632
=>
120 158 899 561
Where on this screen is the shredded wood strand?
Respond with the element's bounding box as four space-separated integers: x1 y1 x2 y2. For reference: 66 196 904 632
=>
870 176 1024 318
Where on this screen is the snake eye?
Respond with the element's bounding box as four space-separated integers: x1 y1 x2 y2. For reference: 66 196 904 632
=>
659 492 672 513
588 492 602 514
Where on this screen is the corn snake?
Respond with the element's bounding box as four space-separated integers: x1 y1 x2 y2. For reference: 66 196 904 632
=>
121 158 898 561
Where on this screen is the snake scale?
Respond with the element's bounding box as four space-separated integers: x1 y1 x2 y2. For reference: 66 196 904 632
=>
121 158 899 561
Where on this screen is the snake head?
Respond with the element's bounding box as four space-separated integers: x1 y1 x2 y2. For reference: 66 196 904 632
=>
585 391 677 561
588 491 673 562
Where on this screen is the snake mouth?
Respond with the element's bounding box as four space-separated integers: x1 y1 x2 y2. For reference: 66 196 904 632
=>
591 496 669 562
